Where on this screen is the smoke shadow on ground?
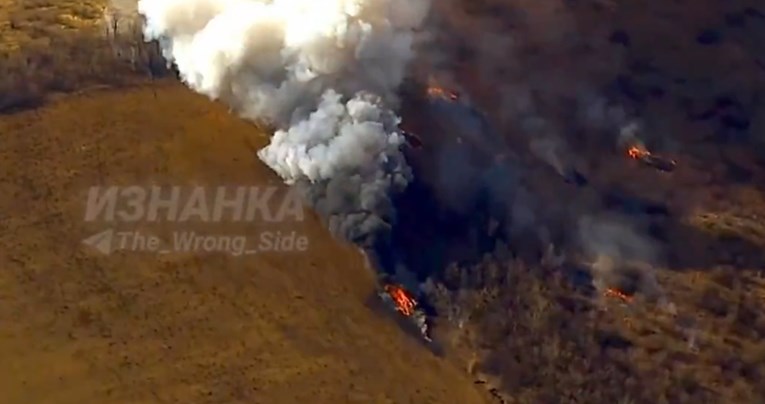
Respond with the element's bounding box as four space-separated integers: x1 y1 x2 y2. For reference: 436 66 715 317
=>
662 216 765 273
590 185 765 274
387 160 765 299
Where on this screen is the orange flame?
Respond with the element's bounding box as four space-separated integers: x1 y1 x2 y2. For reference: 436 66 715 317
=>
627 145 649 160
604 287 633 303
426 85 459 101
384 284 417 316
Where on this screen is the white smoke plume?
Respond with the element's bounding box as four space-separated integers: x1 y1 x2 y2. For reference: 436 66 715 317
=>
138 0 431 255
578 215 664 300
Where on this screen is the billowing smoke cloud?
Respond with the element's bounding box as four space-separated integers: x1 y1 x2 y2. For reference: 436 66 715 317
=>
138 0 431 263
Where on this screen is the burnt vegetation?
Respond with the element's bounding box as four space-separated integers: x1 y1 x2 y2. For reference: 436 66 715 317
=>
420 250 765 403
398 0 765 402
392 82 765 401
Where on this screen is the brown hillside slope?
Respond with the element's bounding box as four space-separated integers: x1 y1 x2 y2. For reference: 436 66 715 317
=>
0 81 488 404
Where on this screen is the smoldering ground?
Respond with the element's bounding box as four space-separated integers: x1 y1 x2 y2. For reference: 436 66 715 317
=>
391 87 669 304
386 0 681 302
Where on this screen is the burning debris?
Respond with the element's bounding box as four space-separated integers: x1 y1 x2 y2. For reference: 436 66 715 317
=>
384 283 418 316
626 145 677 172
427 85 459 101
604 287 634 303
617 122 676 172
426 77 460 102
415 78 511 166
380 283 432 342
578 215 666 310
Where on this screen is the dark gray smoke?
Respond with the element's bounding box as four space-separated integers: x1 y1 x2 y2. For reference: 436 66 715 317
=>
405 0 671 298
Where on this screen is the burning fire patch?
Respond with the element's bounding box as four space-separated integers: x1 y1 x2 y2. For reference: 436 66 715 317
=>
627 146 645 160
384 283 418 316
379 283 432 342
626 145 677 172
425 76 459 102
427 86 459 101
604 287 634 303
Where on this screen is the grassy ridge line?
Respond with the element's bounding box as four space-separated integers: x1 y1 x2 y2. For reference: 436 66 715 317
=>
0 3 170 113
0 0 107 50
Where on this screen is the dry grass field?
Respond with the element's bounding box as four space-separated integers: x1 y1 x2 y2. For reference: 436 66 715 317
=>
0 82 489 403
0 0 105 50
